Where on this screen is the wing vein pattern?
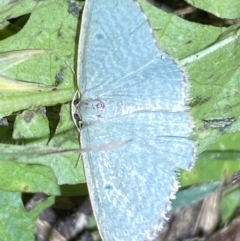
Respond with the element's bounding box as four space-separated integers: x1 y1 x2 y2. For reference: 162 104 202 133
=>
77 0 195 241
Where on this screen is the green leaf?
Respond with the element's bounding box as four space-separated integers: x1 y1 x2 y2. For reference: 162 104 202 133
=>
0 50 48 73
0 0 77 117
0 104 85 185
0 1 56 21
220 185 240 224
180 132 240 187
185 0 240 19
13 109 50 145
0 190 54 241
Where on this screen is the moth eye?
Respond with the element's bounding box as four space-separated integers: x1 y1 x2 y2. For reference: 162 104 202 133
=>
96 101 105 111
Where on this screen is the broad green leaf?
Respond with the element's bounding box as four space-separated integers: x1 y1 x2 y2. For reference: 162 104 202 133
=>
0 0 77 117
0 0 56 20
0 50 56 92
0 160 87 195
0 74 54 92
0 191 54 241
0 50 48 73
180 131 240 187
185 0 240 19
13 109 50 145
220 185 240 224
180 156 240 187
0 104 85 185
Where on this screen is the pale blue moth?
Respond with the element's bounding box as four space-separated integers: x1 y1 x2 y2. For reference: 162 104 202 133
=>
77 0 195 240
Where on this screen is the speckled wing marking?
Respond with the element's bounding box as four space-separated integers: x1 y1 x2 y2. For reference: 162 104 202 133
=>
77 0 195 240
